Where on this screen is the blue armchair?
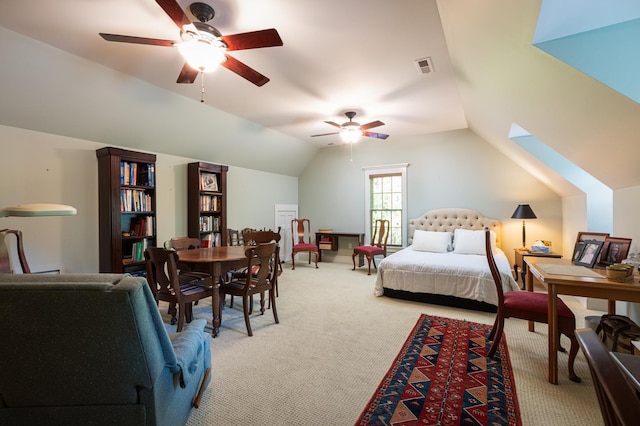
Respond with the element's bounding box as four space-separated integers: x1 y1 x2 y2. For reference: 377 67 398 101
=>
0 273 211 425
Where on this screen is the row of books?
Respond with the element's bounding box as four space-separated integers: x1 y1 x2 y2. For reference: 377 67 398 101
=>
123 239 150 264
121 189 153 212
199 195 220 212
120 161 155 187
129 216 154 237
199 216 220 232
200 232 221 248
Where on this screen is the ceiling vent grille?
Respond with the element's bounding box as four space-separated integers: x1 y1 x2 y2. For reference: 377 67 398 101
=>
415 56 434 74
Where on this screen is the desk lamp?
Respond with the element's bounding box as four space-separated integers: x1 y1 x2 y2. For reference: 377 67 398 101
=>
511 204 536 251
1 203 77 273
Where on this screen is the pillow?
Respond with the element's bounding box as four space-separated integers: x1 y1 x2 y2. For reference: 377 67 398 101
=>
411 230 452 253
453 228 496 255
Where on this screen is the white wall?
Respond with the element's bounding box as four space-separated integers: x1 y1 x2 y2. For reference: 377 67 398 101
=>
0 124 298 273
298 128 564 267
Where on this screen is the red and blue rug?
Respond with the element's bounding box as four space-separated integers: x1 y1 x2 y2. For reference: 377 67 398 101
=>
356 314 521 425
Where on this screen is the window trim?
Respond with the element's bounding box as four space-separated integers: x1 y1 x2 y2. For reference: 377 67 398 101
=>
363 163 408 246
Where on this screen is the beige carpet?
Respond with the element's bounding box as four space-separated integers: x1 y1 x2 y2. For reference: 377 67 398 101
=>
165 260 604 426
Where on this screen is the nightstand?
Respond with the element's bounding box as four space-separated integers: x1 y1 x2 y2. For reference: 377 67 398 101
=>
513 249 562 287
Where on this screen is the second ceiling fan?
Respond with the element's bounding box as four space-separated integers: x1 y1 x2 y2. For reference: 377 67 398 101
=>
311 111 389 143
99 0 283 87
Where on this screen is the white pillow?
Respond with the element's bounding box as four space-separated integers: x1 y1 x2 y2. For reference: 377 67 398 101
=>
453 229 496 255
411 230 452 253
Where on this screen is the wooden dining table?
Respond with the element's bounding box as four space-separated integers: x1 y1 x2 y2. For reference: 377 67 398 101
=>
524 257 640 384
176 245 249 337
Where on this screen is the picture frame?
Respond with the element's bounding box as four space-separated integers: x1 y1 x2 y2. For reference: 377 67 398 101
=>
200 173 218 191
573 240 604 268
572 241 585 262
599 237 632 266
574 232 609 265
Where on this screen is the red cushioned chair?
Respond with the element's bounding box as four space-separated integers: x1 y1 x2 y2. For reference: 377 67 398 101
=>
291 218 318 270
484 227 580 382
352 219 389 275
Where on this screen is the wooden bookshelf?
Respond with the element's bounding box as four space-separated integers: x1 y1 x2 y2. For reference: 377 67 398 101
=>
187 162 228 247
96 147 157 274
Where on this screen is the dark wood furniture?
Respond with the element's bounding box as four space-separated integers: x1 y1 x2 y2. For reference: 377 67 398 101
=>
187 162 228 248
524 256 640 384
227 229 241 246
96 147 156 274
175 245 248 337
316 231 365 266
513 248 561 286
0 229 31 273
352 219 390 275
144 247 215 333
219 242 279 336
575 328 640 426
291 218 318 269
486 229 580 383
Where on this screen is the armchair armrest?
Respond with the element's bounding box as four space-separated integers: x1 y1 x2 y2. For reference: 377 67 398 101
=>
169 319 210 387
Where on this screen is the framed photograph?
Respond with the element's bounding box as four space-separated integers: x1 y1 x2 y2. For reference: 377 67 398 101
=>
575 232 609 243
574 240 604 268
599 237 632 266
200 173 218 191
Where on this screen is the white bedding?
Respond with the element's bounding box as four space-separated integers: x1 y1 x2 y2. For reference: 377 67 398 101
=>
374 247 520 306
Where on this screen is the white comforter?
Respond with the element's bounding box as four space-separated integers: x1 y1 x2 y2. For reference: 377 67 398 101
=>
374 247 519 306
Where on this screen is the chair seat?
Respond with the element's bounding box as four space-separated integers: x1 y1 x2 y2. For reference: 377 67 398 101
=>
504 291 575 319
353 245 384 256
293 243 317 251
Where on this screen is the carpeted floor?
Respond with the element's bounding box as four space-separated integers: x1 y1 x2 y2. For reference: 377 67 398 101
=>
164 260 604 426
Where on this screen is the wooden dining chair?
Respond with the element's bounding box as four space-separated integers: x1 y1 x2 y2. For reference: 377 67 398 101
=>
484 227 580 382
144 247 215 332
352 219 390 275
0 229 31 274
219 242 279 336
227 229 241 246
291 218 318 270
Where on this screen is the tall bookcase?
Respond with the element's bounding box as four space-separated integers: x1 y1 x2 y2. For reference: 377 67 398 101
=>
96 147 157 274
187 162 228 247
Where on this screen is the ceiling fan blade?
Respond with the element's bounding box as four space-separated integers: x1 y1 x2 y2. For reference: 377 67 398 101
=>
311 132 340 137
156 0 192 29
177 63 199 84
363 131 389 140
360 120 385 131
221 55 270 86
99 33 175 47
223 29 284 51
324 121 342 129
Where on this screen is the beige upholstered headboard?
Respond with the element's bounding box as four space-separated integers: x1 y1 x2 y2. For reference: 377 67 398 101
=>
408 208 502 248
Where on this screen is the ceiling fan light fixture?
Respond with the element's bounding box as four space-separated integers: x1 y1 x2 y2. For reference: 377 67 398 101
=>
340 125 362 143
177 38 226 72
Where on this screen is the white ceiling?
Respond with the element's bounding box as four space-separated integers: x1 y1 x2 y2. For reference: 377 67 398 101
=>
1 0 639 193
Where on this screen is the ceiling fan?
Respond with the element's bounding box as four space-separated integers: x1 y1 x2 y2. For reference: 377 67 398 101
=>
99 1 283 87
311 111 389 143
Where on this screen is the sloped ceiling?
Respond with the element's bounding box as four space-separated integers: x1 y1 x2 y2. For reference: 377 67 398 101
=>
0 0 639 194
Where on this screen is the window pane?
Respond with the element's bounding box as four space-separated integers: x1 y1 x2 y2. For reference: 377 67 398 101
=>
369 172 403 246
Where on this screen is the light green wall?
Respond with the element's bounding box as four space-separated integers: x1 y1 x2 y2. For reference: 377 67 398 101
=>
0 124 298 273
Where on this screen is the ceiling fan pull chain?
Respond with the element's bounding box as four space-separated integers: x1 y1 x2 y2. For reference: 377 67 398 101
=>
200 72 205 103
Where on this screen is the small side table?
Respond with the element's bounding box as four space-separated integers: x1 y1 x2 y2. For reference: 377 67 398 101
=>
513 249 562 287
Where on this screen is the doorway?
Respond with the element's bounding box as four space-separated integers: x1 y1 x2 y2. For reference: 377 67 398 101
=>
274 204 298 263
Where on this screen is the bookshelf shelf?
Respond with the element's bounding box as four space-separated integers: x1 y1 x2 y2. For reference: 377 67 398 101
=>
97 147 157 274
188 162 228 247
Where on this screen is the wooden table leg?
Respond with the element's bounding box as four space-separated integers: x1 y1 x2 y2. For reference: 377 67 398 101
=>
548 283 559 384
608 299 616 314
526 268 535 332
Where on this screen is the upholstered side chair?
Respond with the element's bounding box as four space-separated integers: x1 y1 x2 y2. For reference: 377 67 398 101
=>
291 218 318 270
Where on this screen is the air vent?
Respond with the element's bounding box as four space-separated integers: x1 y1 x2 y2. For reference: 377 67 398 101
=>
415 56 434 74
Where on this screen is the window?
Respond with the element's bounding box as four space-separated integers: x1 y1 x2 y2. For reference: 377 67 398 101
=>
363 164 408 247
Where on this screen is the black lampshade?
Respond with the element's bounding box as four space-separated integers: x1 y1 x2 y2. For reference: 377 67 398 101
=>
511 204 537 220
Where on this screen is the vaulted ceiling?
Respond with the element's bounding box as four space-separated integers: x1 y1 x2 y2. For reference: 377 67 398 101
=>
0 0 638 195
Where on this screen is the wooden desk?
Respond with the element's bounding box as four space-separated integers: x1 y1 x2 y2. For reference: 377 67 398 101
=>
177 246 248 337
513 249 561 286
524 257 640 384
315 232 365 266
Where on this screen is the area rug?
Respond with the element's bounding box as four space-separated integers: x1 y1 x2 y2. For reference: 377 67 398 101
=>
356 314 521 426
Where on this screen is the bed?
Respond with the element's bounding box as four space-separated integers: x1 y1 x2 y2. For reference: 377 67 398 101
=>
374 208 519 311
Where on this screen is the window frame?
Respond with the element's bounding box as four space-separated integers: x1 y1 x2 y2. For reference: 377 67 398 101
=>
363 163 408 247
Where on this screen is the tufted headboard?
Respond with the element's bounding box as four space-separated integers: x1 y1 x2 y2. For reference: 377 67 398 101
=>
408 208 502 248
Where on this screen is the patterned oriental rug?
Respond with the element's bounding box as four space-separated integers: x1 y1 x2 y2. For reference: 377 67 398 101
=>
356 315 522 426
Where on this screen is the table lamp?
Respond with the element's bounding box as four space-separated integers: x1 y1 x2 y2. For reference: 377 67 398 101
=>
511 204 536 251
